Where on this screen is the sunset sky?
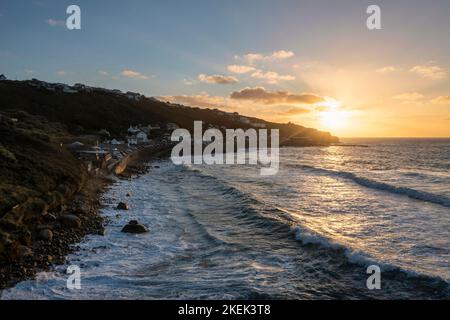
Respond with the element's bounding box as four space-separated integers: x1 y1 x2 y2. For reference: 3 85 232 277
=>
1 0 449 137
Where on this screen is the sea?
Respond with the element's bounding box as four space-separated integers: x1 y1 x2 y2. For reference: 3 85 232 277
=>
2 138 449 299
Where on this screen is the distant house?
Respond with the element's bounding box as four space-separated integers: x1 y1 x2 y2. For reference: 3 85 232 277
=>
127 130 148 145
126 91 143 101
136 131 148 143
127 136 137 145
110 139 123 145
63 86 78 93
128 125 140 134
0 74 7 81
73 83 86 90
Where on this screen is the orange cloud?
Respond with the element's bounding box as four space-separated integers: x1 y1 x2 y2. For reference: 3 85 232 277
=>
230 87 326 105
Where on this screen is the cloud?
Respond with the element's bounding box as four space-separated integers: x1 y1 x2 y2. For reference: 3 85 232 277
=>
46 19 65 27
198 74 239 84
376 66 397 73
56 70 66 76
121 69 149 80
24 69 34 75
236 50 295 65
98 70 109 76
271 50 295 59
230 87 326 105
227 65 256 74
182 79 195 85
280 107 311 115
393 92 425 101
432 95 450 105
410 64 446 80
250 70 295 84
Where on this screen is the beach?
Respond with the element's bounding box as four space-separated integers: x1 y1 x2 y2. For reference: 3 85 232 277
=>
2 139 449 299
0 141 171 292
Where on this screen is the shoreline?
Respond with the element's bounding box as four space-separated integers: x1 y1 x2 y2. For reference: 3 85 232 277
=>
0 142 172 293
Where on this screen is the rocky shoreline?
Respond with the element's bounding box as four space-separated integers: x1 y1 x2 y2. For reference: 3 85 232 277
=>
0 144 171 293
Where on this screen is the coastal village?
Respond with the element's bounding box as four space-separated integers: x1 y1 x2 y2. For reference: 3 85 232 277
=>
1 74 272 178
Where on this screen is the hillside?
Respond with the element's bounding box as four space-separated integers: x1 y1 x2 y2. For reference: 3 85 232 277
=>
0 80 339 145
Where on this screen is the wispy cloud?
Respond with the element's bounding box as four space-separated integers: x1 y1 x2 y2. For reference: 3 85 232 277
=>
230 87 325 105
431 95 450 105
198 74 238 84
46 19 65 27
98 70 109 76
24 69 34 75
410 64 446 80
121 69 149 80
393 92 425 102
250 70 295 84
56 70 66 76
376 66 398 73
227 65 255 74
182 79 195 85
235 50 295 65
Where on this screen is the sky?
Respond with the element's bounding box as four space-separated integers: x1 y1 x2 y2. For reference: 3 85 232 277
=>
1 0 449 137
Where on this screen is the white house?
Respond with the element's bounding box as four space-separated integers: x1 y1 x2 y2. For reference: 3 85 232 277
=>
136 131 148 143
127 135 137 145
126 91 143 101
128 130 148 145
63 86 78 93
128 125 140 134
110 139 123 145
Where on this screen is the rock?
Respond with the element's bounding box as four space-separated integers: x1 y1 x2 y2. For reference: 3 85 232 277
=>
121 220 148 234
60 214 82 229
38 228 53 241
18 245 32 258
117 202 129 210
126 192 132 197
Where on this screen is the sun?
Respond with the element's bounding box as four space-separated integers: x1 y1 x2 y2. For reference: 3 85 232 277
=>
320 110 349 130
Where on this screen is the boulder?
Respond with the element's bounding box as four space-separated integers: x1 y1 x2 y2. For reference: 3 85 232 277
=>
60 214 82 229
126 192 132 197
117 202 129 210
38 228 53 241
121 220 148 234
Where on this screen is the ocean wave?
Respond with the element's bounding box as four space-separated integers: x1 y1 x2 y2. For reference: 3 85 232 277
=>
291 225 449 285
183 163 450 288
288 164 450 208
